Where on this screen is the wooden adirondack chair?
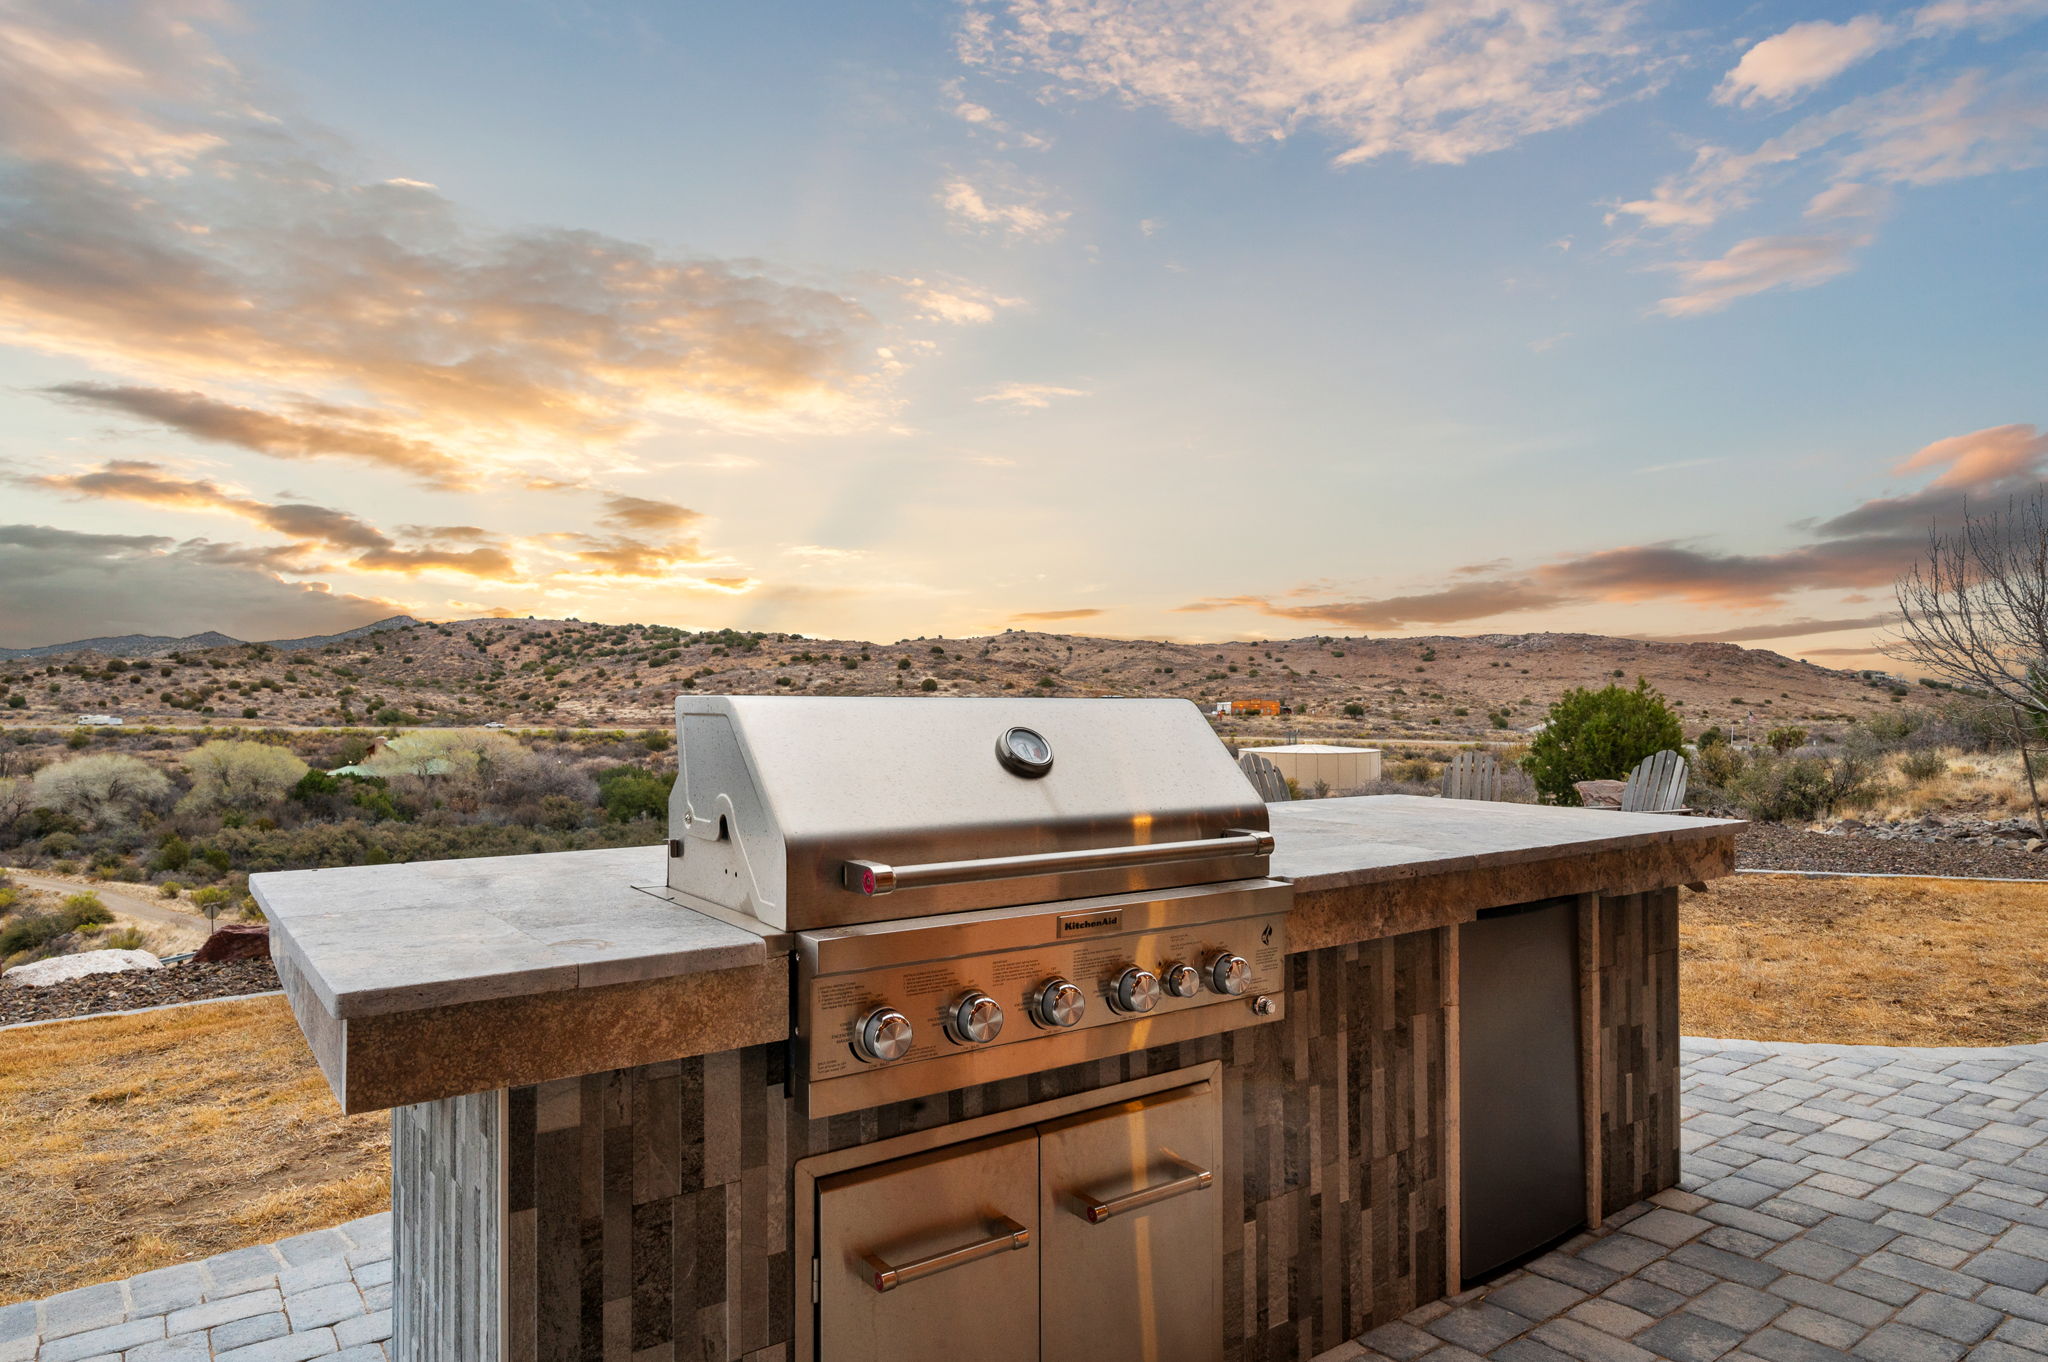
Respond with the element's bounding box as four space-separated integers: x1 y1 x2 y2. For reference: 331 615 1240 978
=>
1619 749 1690 813
1239 752 1291 802
1442 749 1501 801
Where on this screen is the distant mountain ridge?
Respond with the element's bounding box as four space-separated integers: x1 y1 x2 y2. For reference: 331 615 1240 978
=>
0 615 420 660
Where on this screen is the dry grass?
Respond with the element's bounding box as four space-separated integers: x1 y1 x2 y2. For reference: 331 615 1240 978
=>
1682 874 2048 1047
1840 747 2039 822
0 995 388 1306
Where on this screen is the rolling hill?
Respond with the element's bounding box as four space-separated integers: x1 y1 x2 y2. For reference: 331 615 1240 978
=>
0 616 1920 742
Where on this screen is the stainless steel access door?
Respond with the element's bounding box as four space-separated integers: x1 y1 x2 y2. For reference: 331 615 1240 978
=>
816 1129 1040 1362
1038 1081 1224 1362
1460 898 1586 1280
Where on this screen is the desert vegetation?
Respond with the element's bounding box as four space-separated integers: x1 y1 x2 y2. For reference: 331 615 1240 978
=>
0 725 674 971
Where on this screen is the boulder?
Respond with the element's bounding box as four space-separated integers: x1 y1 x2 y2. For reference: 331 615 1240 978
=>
192 923 271 963
2 949 162 988
1573 779 1626 810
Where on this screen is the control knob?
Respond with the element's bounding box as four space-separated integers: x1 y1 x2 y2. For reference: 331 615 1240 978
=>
856 1007 914 1063
1113 967 1163 1014
1162 962 1202 998
1036 978 1087 1028
951 991 1005 1045
1207 953 1252 996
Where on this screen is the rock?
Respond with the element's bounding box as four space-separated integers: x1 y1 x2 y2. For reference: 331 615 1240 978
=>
191 923 271 963
1573 779 1626 810
2 949 161 988
2026 839 2044 853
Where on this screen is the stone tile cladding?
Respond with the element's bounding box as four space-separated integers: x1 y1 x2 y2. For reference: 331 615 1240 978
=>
492 928 1459 1362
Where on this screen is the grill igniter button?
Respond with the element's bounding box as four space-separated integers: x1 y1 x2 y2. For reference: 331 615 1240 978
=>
1036 978 1086 1028
1113 967 1163 1014
1162 962 1201 998
1207 952 1252 996
856 1007 914 1063
1251 994 1278 1017
950 991 1005 1045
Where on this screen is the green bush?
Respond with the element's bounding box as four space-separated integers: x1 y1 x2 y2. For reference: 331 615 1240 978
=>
1765 727 1808 754
1343 703 1365 718
152 833 191 873
1520 680 1684 804
159 880 185 898
60 892 111 924
595 767 672 823
920 678 939 692
103 926 146 950
1899 749 1948 782
1728 755 1837 822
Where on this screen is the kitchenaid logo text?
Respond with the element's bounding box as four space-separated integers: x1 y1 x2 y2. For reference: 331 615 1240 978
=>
1055 911 1124 938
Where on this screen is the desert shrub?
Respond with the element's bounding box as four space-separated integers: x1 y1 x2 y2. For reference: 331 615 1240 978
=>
30 754 174 830
159 880 185 898
1343 704 1365 717
1729 751 1877 822
61 892 111 924
1692 739 1745 793
0 912 64 956
1899 749 1948 782
1391 757 1435 783
596 767 673 823
179 740 309 814
920 678 938 692
102 926 146 950
1765 727 1808 754
1521 680 1684 804
151 833 191 873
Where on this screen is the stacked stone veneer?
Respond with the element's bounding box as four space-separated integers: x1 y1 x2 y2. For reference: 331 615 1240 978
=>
391 894 1682 1362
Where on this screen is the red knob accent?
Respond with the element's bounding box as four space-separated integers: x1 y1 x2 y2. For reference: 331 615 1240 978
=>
860 869 876 895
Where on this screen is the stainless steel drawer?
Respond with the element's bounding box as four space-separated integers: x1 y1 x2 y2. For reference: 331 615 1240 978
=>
816 1129 1040 1362
1038 1083 1224 1362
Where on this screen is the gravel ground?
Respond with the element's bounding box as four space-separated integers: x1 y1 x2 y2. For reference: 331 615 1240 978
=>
1737 820 2048 878
0 959 279 1027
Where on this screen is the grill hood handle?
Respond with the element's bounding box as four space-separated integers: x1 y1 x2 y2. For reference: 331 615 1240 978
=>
842 828 1274 897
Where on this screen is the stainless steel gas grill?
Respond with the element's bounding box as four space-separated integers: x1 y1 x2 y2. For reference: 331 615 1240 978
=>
662 695 1292 1116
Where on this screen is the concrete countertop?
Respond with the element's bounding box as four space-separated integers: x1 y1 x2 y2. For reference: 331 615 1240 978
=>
252 845 766 1021
252 796 1740 1111
254 796 1738 1022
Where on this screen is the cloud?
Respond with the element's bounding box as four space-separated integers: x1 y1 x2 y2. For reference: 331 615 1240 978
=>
0 523 406 647
23 458 521 579
1815 423 2048 536
975 382 1089 410
1714 17 1897 108
1177 580 1572 630
1617 70 2048 235
1654 614 1897 644
43 383 470 488
940 178 1069 240
0 0 930 497
1804 181 1893 220
959 0 1661 167
1914 0 2048 31
897 277 1026 324
1893 423 2048 488
1012 608 1106 621
1181 422 2048 632
598 494 702 533
1654 233 1868 315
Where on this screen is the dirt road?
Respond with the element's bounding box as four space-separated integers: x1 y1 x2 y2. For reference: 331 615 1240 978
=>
2 869 211 935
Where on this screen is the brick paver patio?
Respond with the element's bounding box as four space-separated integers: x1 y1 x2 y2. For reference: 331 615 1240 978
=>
4 1037 2044 1361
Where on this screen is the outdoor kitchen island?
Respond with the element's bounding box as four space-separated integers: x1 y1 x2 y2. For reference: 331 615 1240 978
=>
256 777 1739 1362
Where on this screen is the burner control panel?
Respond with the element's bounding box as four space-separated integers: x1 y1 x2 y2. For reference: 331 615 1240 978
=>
793 879 1290 1116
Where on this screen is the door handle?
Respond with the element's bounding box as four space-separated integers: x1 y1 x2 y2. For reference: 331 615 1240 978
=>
1076 1154 1214 1223
861 1215 1030 1292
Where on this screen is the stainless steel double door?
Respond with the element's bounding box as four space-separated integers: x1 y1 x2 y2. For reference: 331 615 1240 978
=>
816 1083 1222 1362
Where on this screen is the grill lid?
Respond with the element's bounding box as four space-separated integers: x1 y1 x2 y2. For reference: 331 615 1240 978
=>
666 696 1271 930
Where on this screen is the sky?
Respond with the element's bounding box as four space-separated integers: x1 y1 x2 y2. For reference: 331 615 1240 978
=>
0 0 2043 663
